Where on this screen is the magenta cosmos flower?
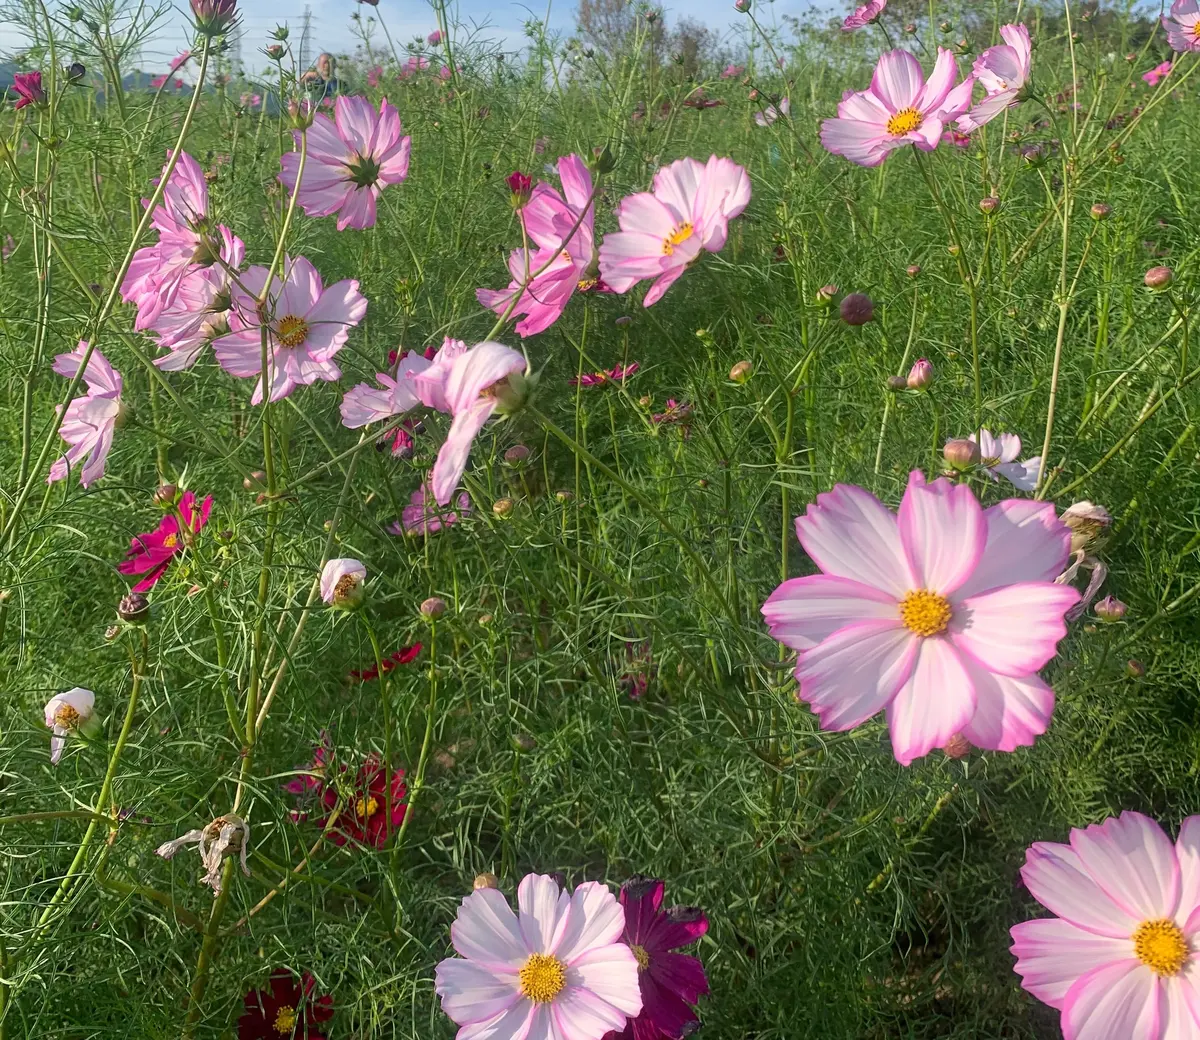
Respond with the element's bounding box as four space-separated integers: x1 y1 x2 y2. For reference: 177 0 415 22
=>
477 154 603 337
842 0 886 31
598 155 750 307
390 480 471 536
957 24 1032 133
1011 811 1200 1038
761 471 1080 765
968 428 1041 492
278 95 411 231
435 873 643 1040
601 877 708 1040
1143 60 1173 86
1164 0 1200 52
118 490 213 592
48 343 123 488
12 70 44 109
212 255 367 404
820 48 973 167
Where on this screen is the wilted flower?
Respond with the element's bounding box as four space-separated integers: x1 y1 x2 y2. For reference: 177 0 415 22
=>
155 814 250 894
1061 501 1112 552
43 687 95 765
651 399 693 425
320 558 366 609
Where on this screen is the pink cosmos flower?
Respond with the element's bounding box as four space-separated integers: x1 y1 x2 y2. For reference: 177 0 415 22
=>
2 234 14 260
820 48 973 167
651 399 692 425
148 235 245 370
422 341 528 505
44 688 95 765
278 95 411 231
1163 0 1200 52
390 480 471 536
1011 811 1200 1038
842 0 887 31
435 873 643 1040
477 154 603 337
428 29 444 45
48 343 123 488
212 255 367 403
941 128 971 148
1143 60 1174 85
957 24 1032 133
968 428 1042 492
321 558 366 609
438 65 453 81
598 155 751 307
170 51 192 73
118 491 213 592
601 877 708 1040
761 470 1080 765
754 97 790 126
239 91 261 108
412 337 470 413
340 349 432 429
399 55 430 79
12 70 44 109
367 65 383 88
570 362 640 388
721 63 744 78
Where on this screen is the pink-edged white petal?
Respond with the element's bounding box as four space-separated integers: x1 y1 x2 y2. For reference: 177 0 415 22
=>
1069 812 1182 923
456 999 538 1040
949 582 1079 676
566 944 643 1016
517 873 572 956
552 982 630 1039
1176 817 1200 932
870 49 925 111
434 958 524 1028
761 575 899 652
451 888 530 968
954 499 1072 597
554 881 626 965
885 636 976 766
1010 917 1131 1011
959 661 1054 752
897 471 986 596
1161 967 1200 1040
1061 960 1159 1040
1021 841 1141 937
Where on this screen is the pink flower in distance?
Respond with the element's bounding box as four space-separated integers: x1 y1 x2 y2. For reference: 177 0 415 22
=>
570 362 640 388
477 154 603 337
239 91 261 108
1164 0 1200 52
1143 60 1173 85
842 0 887 31
118 490 213 592
721 63 744 78
601 877 708 1040
367 65 383 88
428 29 444 45
598 155 751 307
278 95 411 231
435 873 642 1040
957 24 1032 133
426 342 528 506
170 51 192 73
340 349 432 429
391 480 470 536
820 48 973 167
754 97 790 126
212 255 367 404
761 470 1080 765
969 428 1042 492
439 65 453 81
48 343 123 488
1011 811 1200 1038
12 70 44 109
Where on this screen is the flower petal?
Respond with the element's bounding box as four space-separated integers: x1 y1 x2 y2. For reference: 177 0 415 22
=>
555 881 626 964
434 958 523 1027
1069 812 1182 923
1176 817 1200 932
762 575 900 652
949 582 1079 677
870 49 925 112
458 998 538 1040
886 637 976 766
552 982 630 1039
567 944 643 1017
1021 841 1141 937
517 874 572 956
954 499 1072 598
452 889 529 968
1062 960 1159 1040
897 471 986 595
959 661 1054 752
1010 917 1131 1010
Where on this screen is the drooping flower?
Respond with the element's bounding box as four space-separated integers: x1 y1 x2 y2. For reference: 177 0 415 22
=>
1163 0 1200 52
279 95 411 230
340 348 432 429
570 362 640 388
477 154 604 337
598 155 751 307
753 97 790 126
721 63 744 78
118 490 213 592
651 399 692 425
1061 501 1112 553
1143 59 1173 85
43 687 95 765
601 876 708 1040
212 255 367 403
155 814 250 894
390 480 471 536
47 342 123 488
349 643 422 681
761 471 1080 764
819 48 973 167
957 24 1032 132
318 754 406 847
435 873 642 1040
11 70 44 109
1011 811 1200 1038
237 970 333 1040
320 558 366 609
968 428 1042 491
842 0 887 31
421 342 529 506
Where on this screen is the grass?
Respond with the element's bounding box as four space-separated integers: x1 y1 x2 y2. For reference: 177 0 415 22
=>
1 0 1200 1036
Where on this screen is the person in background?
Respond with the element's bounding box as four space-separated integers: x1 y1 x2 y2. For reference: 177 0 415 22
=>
301 52 341 102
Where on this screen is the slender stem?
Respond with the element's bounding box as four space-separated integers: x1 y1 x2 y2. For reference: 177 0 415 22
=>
362 619 394 834
391 621 437 853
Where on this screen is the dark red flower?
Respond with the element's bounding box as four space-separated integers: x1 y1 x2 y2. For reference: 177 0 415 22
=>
349 643 422 682
238 970 332 1040
603 877 708 1040
506 170 533 208
319 754 407 848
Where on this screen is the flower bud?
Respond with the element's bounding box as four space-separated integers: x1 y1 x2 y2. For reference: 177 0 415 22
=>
506 170 532 209
190 0 237 36
729 360 754 383
943 438 981 470
1145 265 1173 290
906 264 921 278
615 315 632 327
839 292 874 326
734 0 751 11
947 242 961 256
265 43 286 60
1090 202 1111 220
67 61 86 81
420 596 447 620
1126 658 1146 678
492 497 514 518
320 558 366 610
938 20 951 31
978 196 1000 215
816 283 837 305
118 592 150 624
272 24 289 39
1061 501 1112 552
474 872 500 891
555 489 574 503
503 444 531 467
244 470 266 492
1093 595 1127 622
513 733 537 752
153 483 180 507
942 734 972 759
904 22 917 33
906 358 934 390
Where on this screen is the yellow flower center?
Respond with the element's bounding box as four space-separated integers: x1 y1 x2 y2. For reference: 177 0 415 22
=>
899 589 952 637
1133 919 1189 976
273 1004 297 1034
54 704 81 728
1193 22 1200 37
355 795 379 819
662 223 694 256
518 953 566 1003
577 277 598 292
162 533 178 549
334 573 359 603
886 106 923 136
631 944 651 971
276 314 309 348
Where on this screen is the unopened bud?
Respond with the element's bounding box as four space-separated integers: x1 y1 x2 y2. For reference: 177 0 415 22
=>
421 596 447 620
1093 595 1127 622
943 438 981 470
503 444 531 467
816 283 837 305
906 264 921 278
839 292 874 326
734 0 751 12
153 483 179 507
243 470 266 492
906 358 933 389
947 242 961 256
513 733 537 752
942 734 972 759
1126 658 1145 678
473 872 500 890
938 20 951 31
506 170 532 209
555 489 574 503
904 22 917 33
1145 265 1173 290
729 360 753 383
492 497 514 518
979 196 1000 214
118 592 150 624
265 43 286 60
615 315 632 327
1090 203 1111 220
67 61 86 81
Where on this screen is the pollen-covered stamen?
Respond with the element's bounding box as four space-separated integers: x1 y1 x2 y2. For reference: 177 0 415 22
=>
662 223 695 256
346 153 382 188
577 277 599 292
272 1005 297 1034
899 589 952 637
886 106 923 136
518 953 566 1003
631 944 651 971
355 795 379 819
276 314 310 348
162 533 178 549
1133 919 1189 976
333 573 360 604
53 704 81 728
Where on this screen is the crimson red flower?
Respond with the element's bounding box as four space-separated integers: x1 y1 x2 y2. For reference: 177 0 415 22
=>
238 970 332 1040
349 643 422 681
117 490 213 592
570 361 640 388
320 754 407 848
